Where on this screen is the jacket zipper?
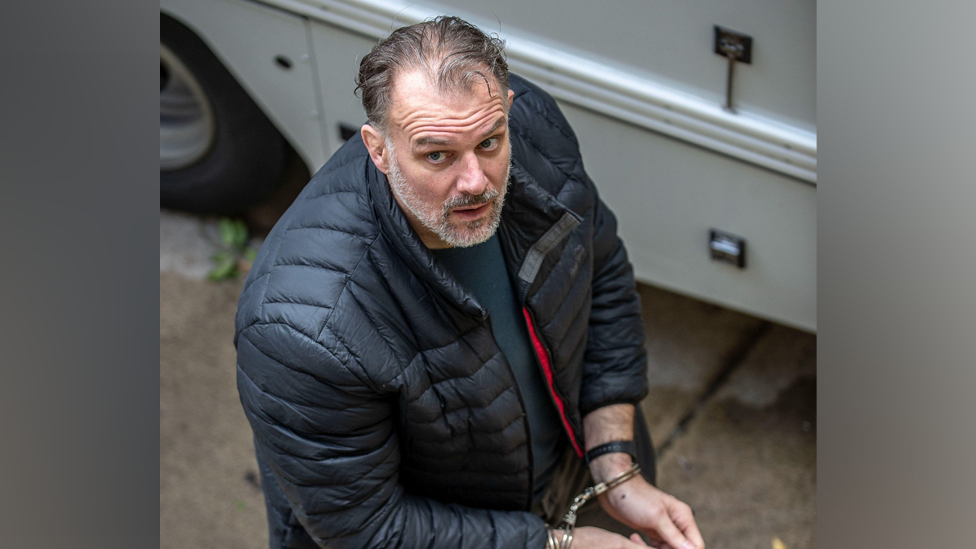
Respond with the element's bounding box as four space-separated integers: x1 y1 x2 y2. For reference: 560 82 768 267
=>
521 307 584 459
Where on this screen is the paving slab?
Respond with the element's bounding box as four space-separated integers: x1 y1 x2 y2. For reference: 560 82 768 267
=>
716 324 817 407
636 284 767 449
656 324 817 549
160 273 268 549
160 209 266 280
159 211 224 280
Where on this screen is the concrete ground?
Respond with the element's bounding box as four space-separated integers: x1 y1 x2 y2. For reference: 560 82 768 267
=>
160 183 815 548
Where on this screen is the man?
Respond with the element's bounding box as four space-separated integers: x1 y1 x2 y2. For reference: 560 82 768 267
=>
236 16 704 549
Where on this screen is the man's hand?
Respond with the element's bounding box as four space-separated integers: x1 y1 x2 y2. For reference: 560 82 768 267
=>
558 526 649 549
583 405 705 549
592 460 703 549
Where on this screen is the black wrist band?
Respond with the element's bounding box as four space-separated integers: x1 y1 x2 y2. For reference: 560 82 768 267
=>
584 440 637 465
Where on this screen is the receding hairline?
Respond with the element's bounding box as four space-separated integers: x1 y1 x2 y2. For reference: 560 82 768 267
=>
356 16 511 137
373 63 510 136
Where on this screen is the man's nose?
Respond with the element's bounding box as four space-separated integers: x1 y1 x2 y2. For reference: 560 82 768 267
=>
455 152 490 196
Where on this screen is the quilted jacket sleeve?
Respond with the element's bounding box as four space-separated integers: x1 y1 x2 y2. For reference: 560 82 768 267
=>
236 318 548 549
577 171 649 416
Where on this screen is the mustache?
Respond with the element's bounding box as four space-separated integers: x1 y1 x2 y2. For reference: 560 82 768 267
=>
444 187 500 210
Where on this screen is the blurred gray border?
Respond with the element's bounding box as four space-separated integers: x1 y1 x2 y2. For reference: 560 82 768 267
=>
0 2 160 548
818 0 976 547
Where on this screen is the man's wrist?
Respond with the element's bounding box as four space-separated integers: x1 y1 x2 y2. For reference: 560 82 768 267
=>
582 403 638 482
587 449 636 483
585 440 637 465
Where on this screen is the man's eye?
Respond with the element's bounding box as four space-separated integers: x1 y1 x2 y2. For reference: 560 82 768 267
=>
427 151 447 163
479 137 499 150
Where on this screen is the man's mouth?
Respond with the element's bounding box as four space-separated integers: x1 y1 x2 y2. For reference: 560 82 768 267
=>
450 201 492 221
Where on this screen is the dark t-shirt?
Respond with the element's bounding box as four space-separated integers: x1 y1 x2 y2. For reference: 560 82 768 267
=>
433 233 566 503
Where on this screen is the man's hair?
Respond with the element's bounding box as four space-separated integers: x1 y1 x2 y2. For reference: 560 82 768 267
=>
355 16 509 134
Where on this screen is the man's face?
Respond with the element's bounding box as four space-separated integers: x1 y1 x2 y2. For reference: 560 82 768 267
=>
362 69 514 249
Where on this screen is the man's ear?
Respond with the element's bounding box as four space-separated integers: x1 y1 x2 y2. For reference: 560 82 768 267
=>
360 124 389 174
507 89 514 109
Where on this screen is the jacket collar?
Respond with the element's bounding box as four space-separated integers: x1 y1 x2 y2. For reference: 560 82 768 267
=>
499 161 581 302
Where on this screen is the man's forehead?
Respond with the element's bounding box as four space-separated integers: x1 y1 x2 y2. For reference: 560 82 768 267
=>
387 69 507 135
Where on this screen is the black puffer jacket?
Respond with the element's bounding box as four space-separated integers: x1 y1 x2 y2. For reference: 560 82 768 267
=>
235 75 649 549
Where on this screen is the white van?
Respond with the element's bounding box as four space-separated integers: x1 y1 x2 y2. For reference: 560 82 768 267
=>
160 0 816 331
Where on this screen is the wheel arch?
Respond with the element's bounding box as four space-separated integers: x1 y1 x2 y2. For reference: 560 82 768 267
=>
160 0 328 176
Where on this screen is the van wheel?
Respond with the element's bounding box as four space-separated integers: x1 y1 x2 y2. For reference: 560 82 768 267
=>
160 13 286 214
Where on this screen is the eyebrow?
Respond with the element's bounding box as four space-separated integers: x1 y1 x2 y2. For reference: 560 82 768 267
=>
415 135 452 147
413 117 507 148
480 117 507 139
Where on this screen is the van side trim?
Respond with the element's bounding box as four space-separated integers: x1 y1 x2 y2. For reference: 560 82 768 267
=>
265 0 817 183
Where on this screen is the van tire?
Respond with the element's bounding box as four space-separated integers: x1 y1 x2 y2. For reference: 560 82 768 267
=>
160 13 286 214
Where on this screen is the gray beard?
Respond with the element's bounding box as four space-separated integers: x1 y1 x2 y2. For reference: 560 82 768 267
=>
386 139 509 248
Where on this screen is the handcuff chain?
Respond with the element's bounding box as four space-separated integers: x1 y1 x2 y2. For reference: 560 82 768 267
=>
552 463 642 549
